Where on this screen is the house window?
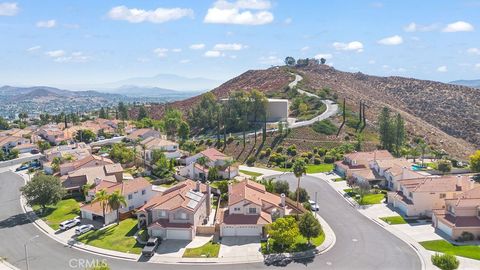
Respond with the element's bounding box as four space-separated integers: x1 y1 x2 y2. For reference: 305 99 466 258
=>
177 212 188 220
234 207 240 212
159 211 167 217
142 189 146 195
248 208 257 214
439 193 446 199
128 194 133 200
129 206 134 211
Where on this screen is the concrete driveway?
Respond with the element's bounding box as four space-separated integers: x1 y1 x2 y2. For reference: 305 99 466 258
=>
218 237 262 261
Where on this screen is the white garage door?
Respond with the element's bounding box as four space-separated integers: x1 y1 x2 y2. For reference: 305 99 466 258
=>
437 221 453 237
150 228 165 238
222 225 262 236
397 202 408 216
167 229 192 240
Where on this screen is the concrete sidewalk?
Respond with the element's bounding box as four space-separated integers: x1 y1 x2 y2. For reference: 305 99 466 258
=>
0 260 18 270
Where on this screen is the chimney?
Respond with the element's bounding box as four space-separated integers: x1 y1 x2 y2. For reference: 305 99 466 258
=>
94 177 102 186
456 175 462 191
196 180 201 192
228 181 233 195
402 166 407 180
280 193 286 207
206 181 211 217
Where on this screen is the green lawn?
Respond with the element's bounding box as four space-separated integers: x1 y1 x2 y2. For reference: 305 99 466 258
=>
380 216 407 225
333 177 345 182
420 240 480 261
183 241 220 258
272 164 334 174
261 232 325 254
32 199 81 230
239 170 263 177
343 189 385 205
77 218 143 254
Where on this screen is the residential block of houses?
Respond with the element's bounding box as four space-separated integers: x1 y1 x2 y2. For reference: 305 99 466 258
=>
139 137 181 161
0 136 30 154
126 128 161 141
81 177 154 225
37 124 71 145
59 154 113 176
137 180 211 240
61 163 124 192
387 175 475 217
335 150 394 180
433 186 480 240
372 158 424 189
179 148 238 180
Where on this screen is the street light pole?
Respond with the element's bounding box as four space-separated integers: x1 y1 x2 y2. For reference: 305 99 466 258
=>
24 235 39 270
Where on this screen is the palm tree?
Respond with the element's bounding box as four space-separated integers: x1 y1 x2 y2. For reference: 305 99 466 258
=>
92 189 109 225
418 142 429 167
82 183 93 199
141 143 147 168
224 159 235 179
196 156 208 182
108 191 127 225
292 159 307 207
409 147 421 163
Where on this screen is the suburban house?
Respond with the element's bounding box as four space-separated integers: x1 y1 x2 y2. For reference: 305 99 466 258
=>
433 186 480 240
179 148 238 180
335 150 394 179
81 177 154 225
60 163 124 192
37 124 70 145
387 175 475 217
0 128 33 138
218 179 303 237
0 136 30 153
139 137 181 161
43 142 91 161
372 158 425 190
126 128 161 141
137 180 211 240
59 154 113 176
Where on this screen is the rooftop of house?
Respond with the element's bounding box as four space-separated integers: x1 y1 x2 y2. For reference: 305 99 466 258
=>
127 128 158 140
61 163 123 189
397 175 473 193
140 137 177 149
344 150 394 165
200 148 230 162
444 186 480 208
59 154 113 171
12 143 37 150
0 136 27 147
228 179 282 207
433 209 480 228
139 179 208 213
218 208 272 225
352 168 377 180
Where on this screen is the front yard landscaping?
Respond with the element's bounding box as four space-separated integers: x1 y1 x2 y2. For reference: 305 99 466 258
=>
77 218 143 254
32 198 81 230
380 216 407 225
343 188 386 205
239 169 263 177
420 240 480 261
272 164 334 174
183 241 220 258
261 232 325 254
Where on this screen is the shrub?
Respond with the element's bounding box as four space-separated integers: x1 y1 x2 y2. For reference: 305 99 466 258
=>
312 119 337 135
324 155 335 163
304 157 310 164
206 139 213 146
317 148 327 156
313 147 318 154
198 139 204 145
246 156 256 166
285 160 293 168
287 145 297 156
265 147 272 156
314 158 322 165
458 231 474 242
259 151 267 159
431 253 459 270
227 137 234 144
276 146 284 153
306 152 314 159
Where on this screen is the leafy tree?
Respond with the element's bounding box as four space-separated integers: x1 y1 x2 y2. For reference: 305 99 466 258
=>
99 107 108 119
292 159 307 206
153 151 174 179
409 147 421 163
118 102 129 120
196 156 208 181
320 58 326 64
274 180 290 195
393 113 405 156
137 105 148 120
259 178 275 193
178 121 190 142
109 143 134 164
7 149 19 160
312 119 337 135
378 107 394 151
207 166 220 181
37 141 51 152
298 212 322 244
267 216 300 250
165 116 180 139
431 253 459 270
418 142 429 167
20 174 66 214
437 159 452 174
76 129 97 143
250 90 268 145
108 191 127 225
0 116 9 130
356 180 371 204
0 150 4 161
93 189 109 224
469 150 480 173
290 187 309 203
284 56 296 66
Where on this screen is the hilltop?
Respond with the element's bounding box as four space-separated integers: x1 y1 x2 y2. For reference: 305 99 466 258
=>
137 65 479 159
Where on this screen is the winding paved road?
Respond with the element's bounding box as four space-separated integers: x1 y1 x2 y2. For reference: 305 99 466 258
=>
0 171 421 270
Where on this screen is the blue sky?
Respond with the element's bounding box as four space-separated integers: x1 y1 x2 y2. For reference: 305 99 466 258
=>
0 0 479 89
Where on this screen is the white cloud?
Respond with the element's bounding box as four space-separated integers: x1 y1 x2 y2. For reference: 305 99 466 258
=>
259 55 282 65
314 53 332 60
137 57 150 63
45 50 66 58
403 22 437 32
467 48 480 55
26 45 41 52
300 46 309 52
368 60 376 64
442 21 474 32
179 59 191 64
437 65 448 72
0 2 19 16
107 6 193 24
153 48 168 57
204 50 223 57
190 43 206 50
378 35 403 45
284 17 292 24
475 63 480 70
36 19 56 28
172 48 182 53
213 43 246 51
332 41 363 52
204 0 274 25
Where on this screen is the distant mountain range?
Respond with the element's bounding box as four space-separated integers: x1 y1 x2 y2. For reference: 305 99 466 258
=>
450 79 480 88
101 85 201 98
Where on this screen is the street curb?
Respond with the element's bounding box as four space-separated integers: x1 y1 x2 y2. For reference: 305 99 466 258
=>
0 259 19 270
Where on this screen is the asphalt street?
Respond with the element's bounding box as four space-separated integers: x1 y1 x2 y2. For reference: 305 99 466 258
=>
0 171 421 270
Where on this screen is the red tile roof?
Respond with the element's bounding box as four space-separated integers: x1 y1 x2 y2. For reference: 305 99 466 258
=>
200 148 230 162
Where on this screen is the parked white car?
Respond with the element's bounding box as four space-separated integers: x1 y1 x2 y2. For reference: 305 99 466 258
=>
75 224 94 235
309 200 320 211
59 217 81 230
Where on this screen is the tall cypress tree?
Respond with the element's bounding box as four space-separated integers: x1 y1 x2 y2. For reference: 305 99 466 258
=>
378 107 393 151
394 113 405 156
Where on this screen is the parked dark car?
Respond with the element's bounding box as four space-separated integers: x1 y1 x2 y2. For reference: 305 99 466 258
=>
142 237 160 257
15 164 29 171
30 149 40 154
